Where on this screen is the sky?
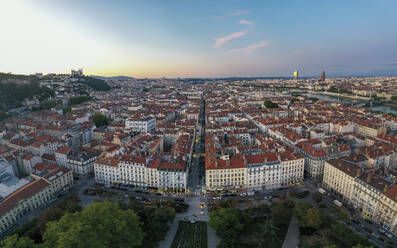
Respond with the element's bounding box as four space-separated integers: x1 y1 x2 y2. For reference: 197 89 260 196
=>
1 0 397 78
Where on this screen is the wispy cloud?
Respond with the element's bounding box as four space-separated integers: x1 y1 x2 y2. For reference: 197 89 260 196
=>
233 40 272 53
214 31 248 48
385 62 397 66
239 20 254 26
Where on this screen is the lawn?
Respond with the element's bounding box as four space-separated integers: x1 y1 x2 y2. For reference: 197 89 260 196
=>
171 221 207 248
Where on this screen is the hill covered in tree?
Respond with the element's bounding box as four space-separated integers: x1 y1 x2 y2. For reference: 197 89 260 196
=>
0 80 54 110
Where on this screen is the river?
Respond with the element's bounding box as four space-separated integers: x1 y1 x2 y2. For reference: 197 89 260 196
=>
304 93 397 115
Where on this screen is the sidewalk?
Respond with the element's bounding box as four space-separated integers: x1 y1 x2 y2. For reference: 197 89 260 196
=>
282 216 299 248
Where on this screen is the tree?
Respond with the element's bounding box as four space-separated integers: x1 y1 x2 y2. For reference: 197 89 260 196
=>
303 208 323 229
312 192 323 203
264 100 279 109
293 202 311 220
352 244 374 248
62 106 72 115
323 245 338 248
92 113 108 127
0 110 8 121
68 96 91 106
209 208 242 240
147 207 175 241
39 100 57 110
209 208 242 248
73 76 110 91
259 218 280 245
271 202 292 225
0 234 36 248
36 207 65 236
42 201 143 248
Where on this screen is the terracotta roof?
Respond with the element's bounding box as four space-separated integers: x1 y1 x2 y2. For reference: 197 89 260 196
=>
55 146 71 155
326 159 360 178
159 162 185 170
383 184 397 203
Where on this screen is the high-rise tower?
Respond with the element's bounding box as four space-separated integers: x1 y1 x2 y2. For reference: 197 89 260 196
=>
320 71 326 81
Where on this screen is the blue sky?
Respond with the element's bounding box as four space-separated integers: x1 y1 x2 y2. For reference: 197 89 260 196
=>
2 0 397 77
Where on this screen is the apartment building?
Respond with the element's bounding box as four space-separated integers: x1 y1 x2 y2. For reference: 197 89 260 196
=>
205 157 247 191
352 173 388 220
94 156 187 191
94 156 120 186
355 122 386 138
322 159 360 202
374 185 397 234
32 163 73 195
55 146 72 168
67 149 98 177
0 179 52 234
125 117 156 133
246 153 281 190
279 151 305 187
158 162 187 191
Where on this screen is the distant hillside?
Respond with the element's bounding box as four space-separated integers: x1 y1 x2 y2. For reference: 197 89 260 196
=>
90 75 135 80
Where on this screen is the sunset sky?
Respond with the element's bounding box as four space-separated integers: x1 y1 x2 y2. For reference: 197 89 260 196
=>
2 0 397 78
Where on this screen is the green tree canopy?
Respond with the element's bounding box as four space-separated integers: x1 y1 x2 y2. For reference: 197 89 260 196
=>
42 201 143 248
39 100 57 110
0 234 36 248
264 100 279 109
323 245 338 248
92 113 108 127
303 208 323 229
68 96 91 106
293 202 312 220
209 208 242 237
0 80 54 110
62 106 72 115
75 76 110 91
0 110 8 121
271 202 292 225
259 218 280 245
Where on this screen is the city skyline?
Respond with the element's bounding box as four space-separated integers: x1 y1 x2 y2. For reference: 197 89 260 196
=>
2 0 397 78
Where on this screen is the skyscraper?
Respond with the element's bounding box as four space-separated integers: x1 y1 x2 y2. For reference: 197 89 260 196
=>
293 70 299 80
321 71 326 81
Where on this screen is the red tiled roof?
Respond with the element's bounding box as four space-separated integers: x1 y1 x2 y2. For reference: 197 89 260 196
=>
56 146 71 155
383 184 397 203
